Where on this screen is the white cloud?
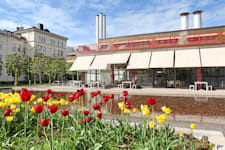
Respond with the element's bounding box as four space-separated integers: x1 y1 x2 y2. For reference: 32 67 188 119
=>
5 0 37 9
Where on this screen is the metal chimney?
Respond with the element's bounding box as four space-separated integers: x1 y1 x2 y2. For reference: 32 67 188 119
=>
180 12 189 30
99 13 103 39
102 14 106 39
96 13 106 42
96 15 99 43
192 10 203 28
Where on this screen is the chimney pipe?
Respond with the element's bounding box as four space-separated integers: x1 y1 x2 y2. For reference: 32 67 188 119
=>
180 12 189 30
102 14 106 39
96 15 99 43
192 10 203 28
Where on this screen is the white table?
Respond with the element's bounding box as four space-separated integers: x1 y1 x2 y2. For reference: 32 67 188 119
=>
194 81 209 91
91 81 100 88
122 81 132 89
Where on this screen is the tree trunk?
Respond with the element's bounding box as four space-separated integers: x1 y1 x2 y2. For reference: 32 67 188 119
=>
34 74 36 85
14 72 18 86
39 72 42 84
72 75 74 80
49 74 51 83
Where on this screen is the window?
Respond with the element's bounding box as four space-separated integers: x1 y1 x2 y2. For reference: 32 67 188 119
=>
12 43 16 51
58 49 60 56
17 45 21 52
53 49 56 55
61 42 63 48
43 37 46 43
61 50 63 57
57 41 60 47
51 39 55 45
38 45 42 52
0 55 2 61
0 41 2 50
43 47 46 53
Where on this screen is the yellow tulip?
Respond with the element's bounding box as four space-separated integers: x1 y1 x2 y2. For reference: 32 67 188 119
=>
148 121 155 128
190 123 196 129
10 104 16 110
124 108 130 114
16 108 20 112
12 110 17 116
156 114 167 124
6 116 13 122
132 107 137 113
0 102 5 108
65 101 69 105
149 116 153 120
142 109 150 116
161 106 172 115
30 95 36 101
37 98 43 103
30 107 35 113
60 99 66 105
179 132 184 137
21 104 25 108
118 102 125 111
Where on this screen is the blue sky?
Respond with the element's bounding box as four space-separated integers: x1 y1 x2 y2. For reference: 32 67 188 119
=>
0 0 225 46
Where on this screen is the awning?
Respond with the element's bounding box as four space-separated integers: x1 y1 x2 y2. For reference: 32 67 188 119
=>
69 56 95 71
89 54 111 70
149 50 174 68
201 47 225 67
107 53 130 64
127 52 151 69
175 49 201 68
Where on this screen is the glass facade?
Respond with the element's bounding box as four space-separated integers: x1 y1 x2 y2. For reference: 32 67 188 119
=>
202 68 225 88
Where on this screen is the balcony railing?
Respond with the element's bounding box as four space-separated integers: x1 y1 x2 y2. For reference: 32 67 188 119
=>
77 31 225 53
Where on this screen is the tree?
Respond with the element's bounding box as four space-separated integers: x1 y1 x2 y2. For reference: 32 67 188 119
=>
66 62 77 80
5 53 29 86
43 56 53 83
51 58 66 81
0 60 3 76
30 52 45 84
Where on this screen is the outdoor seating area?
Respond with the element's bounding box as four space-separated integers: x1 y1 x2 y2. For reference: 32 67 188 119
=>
189 81 213 91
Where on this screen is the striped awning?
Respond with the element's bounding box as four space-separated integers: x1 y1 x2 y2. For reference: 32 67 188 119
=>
69 56 95 71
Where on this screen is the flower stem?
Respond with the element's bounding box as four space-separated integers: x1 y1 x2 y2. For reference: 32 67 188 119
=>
44 127 51 149
24 104 27 150
61 117 65 148
51 115 54 150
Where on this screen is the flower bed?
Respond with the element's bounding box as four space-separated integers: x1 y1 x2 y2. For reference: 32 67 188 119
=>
0 88 214 149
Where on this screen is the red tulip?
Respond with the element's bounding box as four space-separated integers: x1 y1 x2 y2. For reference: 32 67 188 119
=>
90 92 97 98
103 96 109 103
79 89 85 95
83 110 90 116
68 93 76 102
49 92 55 97
38 134 41 138
46 89 52 94
81 117 92 124
59 93 64 97
48 105 59 113
96 90 101 95
34 105 44 113
61 109 69 116
121 97 128 102
97 113 102 118
122 91 128 96
20 91 32 101
125 102 132 109
4 109 12 116
147 97 158 105
42 96 50 102
39 130 42 134
21 88 28 92
92 104 101 111
87 117 92 122
108 94 114 99
88 100 92 103
40 119 50 127
99 102 103 105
